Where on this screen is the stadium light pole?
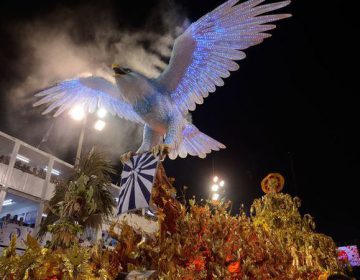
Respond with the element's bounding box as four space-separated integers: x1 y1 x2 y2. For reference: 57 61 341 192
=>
75 115 87 165
69 106 107 165
68 105 87 165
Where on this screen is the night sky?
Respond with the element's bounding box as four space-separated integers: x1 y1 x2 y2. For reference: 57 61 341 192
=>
0 0 358 246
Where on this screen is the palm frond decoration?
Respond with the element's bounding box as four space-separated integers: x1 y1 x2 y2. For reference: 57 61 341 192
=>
38 149 116 240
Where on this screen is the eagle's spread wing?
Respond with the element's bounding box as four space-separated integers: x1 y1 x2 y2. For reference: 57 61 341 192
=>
33 76 144 123
157 0 291 112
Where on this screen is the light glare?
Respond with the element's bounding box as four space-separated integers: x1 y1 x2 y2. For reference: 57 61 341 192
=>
44 166 61 176
2 199 14 206
16 154 30 163
94 120 106 131
213 176 219 183
97 108 107 118
212 193 220 201
69 105 85 121
220 180 225 187
211 184 219 192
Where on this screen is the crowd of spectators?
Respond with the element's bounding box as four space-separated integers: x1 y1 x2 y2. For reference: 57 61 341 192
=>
0 154 63 184
0 213 35 228
1 154 46 179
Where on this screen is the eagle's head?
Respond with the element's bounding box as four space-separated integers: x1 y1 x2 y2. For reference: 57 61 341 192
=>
112 64 132 76
112 63 152 103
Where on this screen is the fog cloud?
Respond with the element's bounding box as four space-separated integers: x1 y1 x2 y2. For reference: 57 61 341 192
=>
2 0 187 163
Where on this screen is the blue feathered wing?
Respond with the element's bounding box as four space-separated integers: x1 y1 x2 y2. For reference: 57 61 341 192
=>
157 0 291 113
33 76 144 123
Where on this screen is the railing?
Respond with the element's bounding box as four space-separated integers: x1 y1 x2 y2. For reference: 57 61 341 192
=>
0 130 121 235
0 130 73 206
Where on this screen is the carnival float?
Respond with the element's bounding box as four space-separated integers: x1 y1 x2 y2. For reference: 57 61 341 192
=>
0 0 353 278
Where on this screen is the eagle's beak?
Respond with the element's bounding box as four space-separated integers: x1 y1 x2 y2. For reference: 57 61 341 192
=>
112 64 127 76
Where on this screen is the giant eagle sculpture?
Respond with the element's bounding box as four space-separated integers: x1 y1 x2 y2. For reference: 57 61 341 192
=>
34 0 291 159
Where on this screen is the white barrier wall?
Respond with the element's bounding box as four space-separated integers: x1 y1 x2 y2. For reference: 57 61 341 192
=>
0 221 34 250
1 162 56 201
116 213 158 234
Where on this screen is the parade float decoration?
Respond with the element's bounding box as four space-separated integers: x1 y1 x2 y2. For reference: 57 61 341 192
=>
0 0 351 279
251 173 346 278
0 163 349 279
117 152 160 215
102 168 347 279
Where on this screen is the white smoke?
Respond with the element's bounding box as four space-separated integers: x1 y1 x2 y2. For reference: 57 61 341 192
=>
3 0 188 163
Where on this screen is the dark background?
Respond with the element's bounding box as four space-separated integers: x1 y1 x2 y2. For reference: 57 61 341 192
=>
0 0 358 249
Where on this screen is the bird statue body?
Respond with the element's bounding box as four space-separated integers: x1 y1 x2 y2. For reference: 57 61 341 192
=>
34 0 291 159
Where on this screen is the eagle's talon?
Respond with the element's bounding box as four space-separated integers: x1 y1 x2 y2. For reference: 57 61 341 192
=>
160 144 171 156
150 145 159 157
151 144 171 159
120 151 135 164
